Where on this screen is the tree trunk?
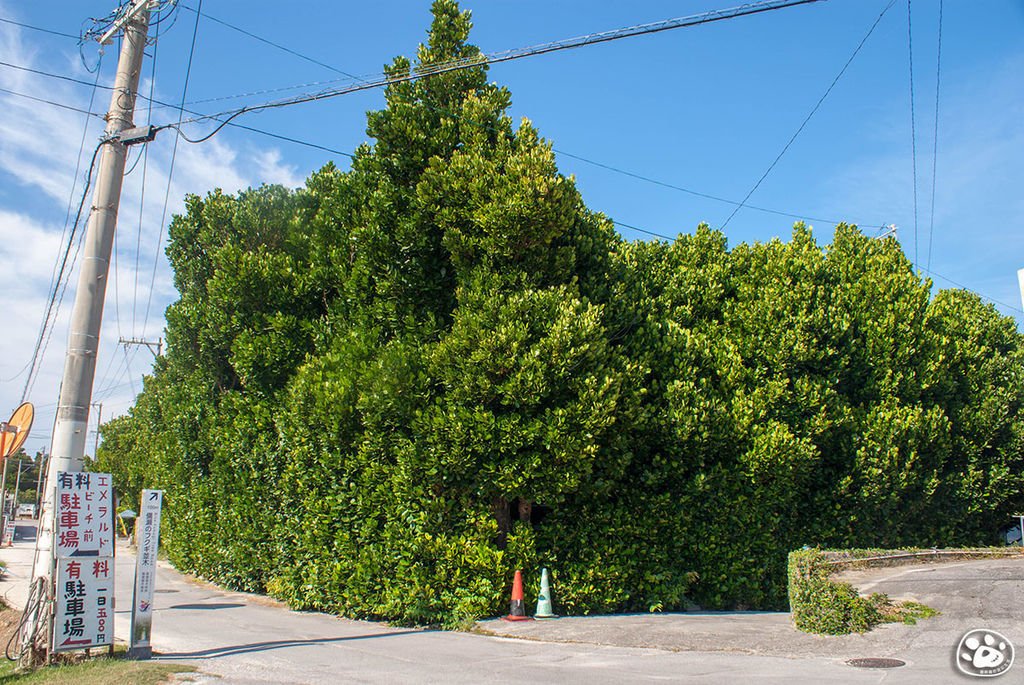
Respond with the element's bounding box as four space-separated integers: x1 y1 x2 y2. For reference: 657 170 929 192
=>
493 496 511 549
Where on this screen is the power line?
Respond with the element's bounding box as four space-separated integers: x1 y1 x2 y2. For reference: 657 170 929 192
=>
156 0 830 140
0 16 78 40
0 59 111 91
30 58 106 388
174 76 355 110
133 2 164 335
154 0 854 225
558 150 878 228
177 3 359 79
141 0 202 337
2 17 851 226
719 0 897 229
917 267 1024 316
925 0 942 273
21 141 109 402
0 86 103 119
0 59 352 159
612 220 675 242
906 0 920 268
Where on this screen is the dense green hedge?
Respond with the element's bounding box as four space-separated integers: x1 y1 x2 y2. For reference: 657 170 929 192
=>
93 1 1024 627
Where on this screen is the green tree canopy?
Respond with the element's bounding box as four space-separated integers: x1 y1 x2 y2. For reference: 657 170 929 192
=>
95 0 1024 624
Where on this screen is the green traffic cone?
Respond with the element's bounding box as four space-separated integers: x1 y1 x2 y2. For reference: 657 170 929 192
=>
535 567 558 619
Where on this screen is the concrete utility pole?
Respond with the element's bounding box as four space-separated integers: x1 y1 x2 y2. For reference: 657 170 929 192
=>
13 459 24 520
30 0 152 661
34 450 44 514
0 459 8 537
91 402 103 458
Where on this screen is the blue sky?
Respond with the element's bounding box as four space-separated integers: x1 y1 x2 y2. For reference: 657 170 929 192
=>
1 0 1022 458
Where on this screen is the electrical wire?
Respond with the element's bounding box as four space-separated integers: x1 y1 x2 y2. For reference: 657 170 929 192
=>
177 3 359 79
906 0 919 268
122 145 145 176
0 86 103 119
12 5 835 228
0 59 351 158
92 333 126 403
27 189 100 402
133 2 164 335
917 267 1024 315
172 75 356 110
155 0 829 141
20 140 110 403
141 0 202 337
5 59 105 389
719 0 897 229
558 150 877 228
0 59 112 91
0 16 78 40
612 220 676 242
925 0 942 273
152 0 852 226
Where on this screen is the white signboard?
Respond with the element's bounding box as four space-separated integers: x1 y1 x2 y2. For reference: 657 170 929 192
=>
53 471 115 653
55 472 114 557
130 489 164 655
52 556 113 652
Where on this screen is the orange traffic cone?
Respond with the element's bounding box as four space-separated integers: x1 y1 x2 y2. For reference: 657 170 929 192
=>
502 569 533 621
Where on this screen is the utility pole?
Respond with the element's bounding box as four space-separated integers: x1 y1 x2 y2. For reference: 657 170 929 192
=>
34 450 44 515
91 402 103 458
0 458 8 538
119 336 163 358
13 459 23 509
29 0 152 664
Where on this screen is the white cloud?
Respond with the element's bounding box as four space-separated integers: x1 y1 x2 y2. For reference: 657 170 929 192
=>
0 12 308 457
253 148 303 188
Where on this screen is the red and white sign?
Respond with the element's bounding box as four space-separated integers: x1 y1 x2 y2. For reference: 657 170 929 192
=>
55 472 113 557
52 557 114 652
52 471 115 653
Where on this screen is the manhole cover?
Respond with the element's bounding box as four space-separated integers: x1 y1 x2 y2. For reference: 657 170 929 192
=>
847 658 906 669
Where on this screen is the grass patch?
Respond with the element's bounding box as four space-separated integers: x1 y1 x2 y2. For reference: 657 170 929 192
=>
0 604 194 685
872 596 939 626
0 655 195 684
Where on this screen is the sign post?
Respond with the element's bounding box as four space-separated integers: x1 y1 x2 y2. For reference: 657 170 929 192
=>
52 472 114 653
129 489 163 659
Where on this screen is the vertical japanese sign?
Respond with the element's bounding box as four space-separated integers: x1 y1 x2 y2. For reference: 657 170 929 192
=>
130 489 163 657
53 472 114 652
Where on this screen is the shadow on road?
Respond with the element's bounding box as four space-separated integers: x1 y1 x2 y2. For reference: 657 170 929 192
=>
155 630 427 660
168 602 247 611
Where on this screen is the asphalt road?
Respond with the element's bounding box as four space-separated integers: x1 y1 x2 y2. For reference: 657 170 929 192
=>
2 533 1023 683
